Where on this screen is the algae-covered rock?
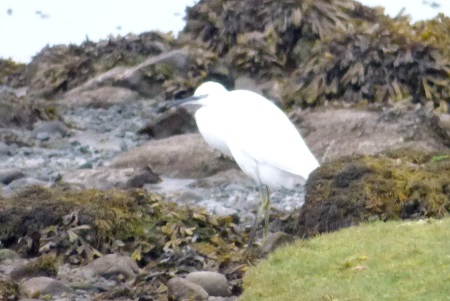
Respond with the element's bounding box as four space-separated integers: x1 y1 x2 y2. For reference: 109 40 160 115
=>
0 186 249 300
9 254 58 282
0 280 19 301
25 32 176 98
0 186 247 266
0 59 26 87
284 23 450 108
296 148 450 237
0 89 58 130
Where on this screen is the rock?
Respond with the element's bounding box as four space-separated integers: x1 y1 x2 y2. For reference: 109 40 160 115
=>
123 166 161 188
167 277 209 301
260 232 295 253
0 168 25 185
0 142 12 156
191 169 251 189
64 166 159 190
9 255 57 282
185 271 231 297
32 121 69 140
19 277 74 298
138 107 197 139
5 178 50 195
70 49 190 98
295 148 450 237
112 134 238 179
62 86 141 108
0 280 19 301
294 108 449 162
81 254 139 282
0 90 43 129
0 249 19 262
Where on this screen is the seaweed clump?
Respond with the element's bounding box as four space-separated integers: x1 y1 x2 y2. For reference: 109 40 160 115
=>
283 14 450 108
295 148 450 237
182 0 450 110
181 0 372 79
0 186 249 298
24 32 176 97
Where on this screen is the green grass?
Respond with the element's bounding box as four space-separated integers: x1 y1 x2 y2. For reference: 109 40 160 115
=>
241 218 450 301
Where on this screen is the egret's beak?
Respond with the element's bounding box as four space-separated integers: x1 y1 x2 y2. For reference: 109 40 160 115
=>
156 94 208 113
167 94 207 108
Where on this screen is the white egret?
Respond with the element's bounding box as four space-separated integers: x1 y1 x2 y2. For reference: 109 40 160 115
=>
173 81 319 246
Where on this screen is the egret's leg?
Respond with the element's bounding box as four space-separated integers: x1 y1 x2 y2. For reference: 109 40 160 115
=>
261 184 270 241
247 184 270 247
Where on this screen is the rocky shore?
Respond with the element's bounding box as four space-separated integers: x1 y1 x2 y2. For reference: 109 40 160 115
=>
1 0 450 300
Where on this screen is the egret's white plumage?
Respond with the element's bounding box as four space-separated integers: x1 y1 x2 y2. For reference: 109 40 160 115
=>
192 81 319 188
178 81 319 246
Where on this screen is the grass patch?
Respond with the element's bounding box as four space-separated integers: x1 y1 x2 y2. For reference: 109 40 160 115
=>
241 218 450 301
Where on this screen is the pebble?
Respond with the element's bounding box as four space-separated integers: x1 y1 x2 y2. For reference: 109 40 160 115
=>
0 168 25 185
260 232 296 253
186 271 231 297
19 277 75 298
80 254 139 283
167 277 209 300
0 142 11 156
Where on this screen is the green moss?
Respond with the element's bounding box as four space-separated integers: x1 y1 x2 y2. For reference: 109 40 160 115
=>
242 218 450 301
296 148 450 237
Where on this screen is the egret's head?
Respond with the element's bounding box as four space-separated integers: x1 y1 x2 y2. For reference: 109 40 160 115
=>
193 81 228 99
168 81 228 109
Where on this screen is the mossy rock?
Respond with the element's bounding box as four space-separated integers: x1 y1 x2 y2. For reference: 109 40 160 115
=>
9 254 58 282
295 148 450 237
25 32 176 97
0 59 26 87
0 186 248 268
0 186 251 300
0 90 59 130
0 280 19 301
181 0 378 81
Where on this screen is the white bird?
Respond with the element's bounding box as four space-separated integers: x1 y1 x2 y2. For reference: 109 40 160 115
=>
173 81 319 246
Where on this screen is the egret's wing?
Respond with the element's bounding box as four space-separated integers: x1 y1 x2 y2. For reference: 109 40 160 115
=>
225 91 319 179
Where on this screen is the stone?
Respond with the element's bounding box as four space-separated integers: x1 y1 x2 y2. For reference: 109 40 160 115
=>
81 254 139 282
32 121 69 139
112 134 238 179
0 168 25 185
138 107 197 139
9 255 57 282
6 178 50 194
67 49 190 99
167 277 208 301
62 86 140 108
293 108 449 162
123 166 161 188
0 142 12 156
19 277 74 298
0 249 19 262
64 166 159 190
260 232 295 253
186 271 231 297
